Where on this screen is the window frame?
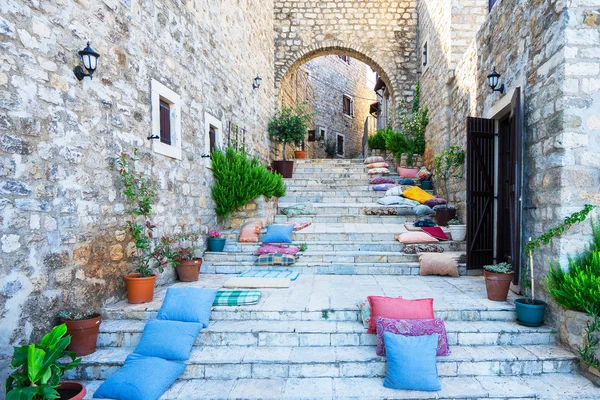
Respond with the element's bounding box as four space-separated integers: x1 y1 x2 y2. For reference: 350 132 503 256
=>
151 79 182 160
203 112 223 165
319 127 327 141
343 94 354 117
336 132 345 157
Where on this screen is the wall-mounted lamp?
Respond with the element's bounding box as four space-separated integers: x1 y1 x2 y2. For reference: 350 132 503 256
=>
252 75 262 89
73 42 100 81
487 67 505 94
422 43 428 67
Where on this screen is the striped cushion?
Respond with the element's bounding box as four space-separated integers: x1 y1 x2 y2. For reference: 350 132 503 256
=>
255 253 296 266
213 290 262 306
364 156 385 164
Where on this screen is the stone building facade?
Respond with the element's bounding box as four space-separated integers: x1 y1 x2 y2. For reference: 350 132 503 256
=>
418 0 600 327
278 55 375 159
0 0 276 354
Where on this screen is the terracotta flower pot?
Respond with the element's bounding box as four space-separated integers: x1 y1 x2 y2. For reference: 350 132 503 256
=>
294 150 306 159
435 207 456 227
60 314 102 356
272 160 294 178
484 270 514 301
176 258 202 282
58 381 86 400
124 273 156 304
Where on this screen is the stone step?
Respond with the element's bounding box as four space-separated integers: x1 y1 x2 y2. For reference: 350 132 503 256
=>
203 250 420 263
221 240 463 253
290 172 397 180
80 373 600 400
200 261 471 276
276 202 421 216
285 184 375 191
279 195 388 204
69 344 575 381
96 320 558 349
284 178 396 186
272 214 417 223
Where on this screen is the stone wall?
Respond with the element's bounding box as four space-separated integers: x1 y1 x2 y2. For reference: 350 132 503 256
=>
274 0 418 121
0 0 275 358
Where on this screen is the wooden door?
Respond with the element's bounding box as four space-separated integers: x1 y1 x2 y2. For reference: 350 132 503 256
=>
508 88 522 283
466 117 495 270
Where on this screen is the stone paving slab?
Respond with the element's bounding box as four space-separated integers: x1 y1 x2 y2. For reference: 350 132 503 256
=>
82 373 600 399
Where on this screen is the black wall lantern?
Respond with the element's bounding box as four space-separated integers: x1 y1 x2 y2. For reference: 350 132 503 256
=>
252 75 262 89
487 67 505 94
73 42 100 81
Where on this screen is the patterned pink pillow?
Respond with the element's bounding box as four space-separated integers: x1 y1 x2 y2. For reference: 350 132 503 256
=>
375 317 450 356
254 244 300 256
283 221 312 231
370 177 396 184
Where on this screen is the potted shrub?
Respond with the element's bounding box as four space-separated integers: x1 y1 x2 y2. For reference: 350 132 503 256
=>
294 142 307 160
5 324 85 400
118 150 177 304
57 309 102 356
170 229 203 282
483 262 514 301
432 145 465 226
207 230 226 252
447 218 466 241
268 103 312 178
517 204 595 327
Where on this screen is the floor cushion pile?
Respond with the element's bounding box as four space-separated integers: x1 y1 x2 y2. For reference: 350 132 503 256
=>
364 156 385 164
262 224 294 243
375 317 450 356
366 296 434 333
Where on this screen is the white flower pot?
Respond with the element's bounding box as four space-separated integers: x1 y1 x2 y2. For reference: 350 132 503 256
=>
448 225 467 242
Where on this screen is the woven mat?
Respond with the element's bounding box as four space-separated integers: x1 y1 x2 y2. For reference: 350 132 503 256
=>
223 277 291 288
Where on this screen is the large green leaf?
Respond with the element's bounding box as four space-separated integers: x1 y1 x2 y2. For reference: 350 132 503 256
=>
38 384 60 400
6 387 39 400
10 346 28 369
39 325 67 350
41 336 70 371
26 345 46 384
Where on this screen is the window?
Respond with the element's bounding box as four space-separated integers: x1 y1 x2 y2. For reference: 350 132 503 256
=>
319 127 326 140
489 0 496 11
343 95 353 117
151 79 181 159
203 112 223 161
422 42 428 68
338 55 350 64
336 133 345 157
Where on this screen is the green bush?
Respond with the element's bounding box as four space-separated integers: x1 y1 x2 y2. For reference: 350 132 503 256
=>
367 130 387 150
546 217 600 313
211 147 286 218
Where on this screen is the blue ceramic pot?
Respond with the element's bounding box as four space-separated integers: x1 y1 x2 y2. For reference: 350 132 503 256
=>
207 237 226 252
514 298 546 327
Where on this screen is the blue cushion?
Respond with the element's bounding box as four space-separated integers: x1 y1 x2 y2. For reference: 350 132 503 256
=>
262 224 294 244
383 332 441 391
414 218 436 227
399 178 415 185
156 287 217 327
414 204 435 217
134 320 202 360
93 353 185 400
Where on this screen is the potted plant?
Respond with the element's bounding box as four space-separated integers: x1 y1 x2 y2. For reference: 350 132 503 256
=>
5 324 85 400
57 309 102 356
170 228 203 282
483 262 514 301
294 141 307 160
447 218 467 241
517 204 595 327
268 103 312 178
207 230 226 252
432 145 465 226
118 150 177 304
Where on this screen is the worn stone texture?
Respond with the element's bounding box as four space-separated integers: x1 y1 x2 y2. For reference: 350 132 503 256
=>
0 0 276 357
279 55 375 160
274 0 418 122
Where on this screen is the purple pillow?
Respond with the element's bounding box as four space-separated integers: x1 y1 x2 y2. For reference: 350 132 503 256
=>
375 317 450 357
373 184 396 191
424 198 447 207
254 244 300 256
370 177 396 184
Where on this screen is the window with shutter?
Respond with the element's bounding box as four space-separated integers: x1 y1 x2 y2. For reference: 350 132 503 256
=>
209 126 216 153
159 100 171 145
336 133 345 157
343 95 353 116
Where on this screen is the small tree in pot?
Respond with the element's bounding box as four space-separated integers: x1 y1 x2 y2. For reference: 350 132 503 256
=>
517 204 596 326
57 309 102 356
483 262 514 302
168 228 202 282
268 103 312 178
432 146 465 226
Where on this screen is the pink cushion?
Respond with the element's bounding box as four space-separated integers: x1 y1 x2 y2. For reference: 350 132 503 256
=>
397 167 419 178
375 317 450 356
254 244 300 256
367 296 434 333
370 177 396 184
421 227 448 241
396 232 439 244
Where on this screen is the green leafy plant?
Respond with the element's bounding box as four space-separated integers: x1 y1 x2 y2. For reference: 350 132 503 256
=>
367 129 388 151
165 227 202 262
522 204 596 303
299 243 308 252
57 309 98 321
5 324 81 400
483 262 513 274
324 136 337 158
432 146 465 206
321 309 335 320
118 150 178 277
447 218 461 226
268 103 312 160
211 147 286 218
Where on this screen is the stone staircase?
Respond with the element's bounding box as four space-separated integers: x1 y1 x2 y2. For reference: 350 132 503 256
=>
77 159 600 399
